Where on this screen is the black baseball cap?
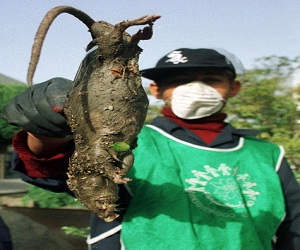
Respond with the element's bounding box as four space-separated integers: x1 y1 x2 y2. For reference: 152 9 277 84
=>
141 48 240 81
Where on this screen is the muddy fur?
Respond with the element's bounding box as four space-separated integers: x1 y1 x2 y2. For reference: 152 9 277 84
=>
27 6 160 221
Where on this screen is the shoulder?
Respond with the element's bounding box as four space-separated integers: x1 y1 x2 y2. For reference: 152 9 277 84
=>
242 136 285 165
243 135 282 148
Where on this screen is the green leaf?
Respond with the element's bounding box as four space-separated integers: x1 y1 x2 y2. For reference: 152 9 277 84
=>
112 142 130 152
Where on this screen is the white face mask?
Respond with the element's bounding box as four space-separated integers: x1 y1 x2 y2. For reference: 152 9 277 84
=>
170 81 226 119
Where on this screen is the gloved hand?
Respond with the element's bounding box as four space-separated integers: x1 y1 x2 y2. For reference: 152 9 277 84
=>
2 77 73 138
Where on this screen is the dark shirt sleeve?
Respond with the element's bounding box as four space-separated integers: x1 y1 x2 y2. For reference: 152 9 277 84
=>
275 158 300 250
0 216 12 250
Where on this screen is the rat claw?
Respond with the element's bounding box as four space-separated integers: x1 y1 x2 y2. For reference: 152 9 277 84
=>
131 25 154 42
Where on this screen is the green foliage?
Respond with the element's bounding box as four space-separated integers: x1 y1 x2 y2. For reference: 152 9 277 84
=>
226 55 300 169
226 78 299 132
252 55 300 77
145 105 162 123
61 226 90 238
0 83 27 145
22 185 83 208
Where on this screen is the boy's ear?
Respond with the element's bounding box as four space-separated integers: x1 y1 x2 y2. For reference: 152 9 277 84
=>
148 82 163 99
229 80 241 97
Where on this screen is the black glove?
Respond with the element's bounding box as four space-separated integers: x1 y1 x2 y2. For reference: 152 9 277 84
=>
2 77 73 138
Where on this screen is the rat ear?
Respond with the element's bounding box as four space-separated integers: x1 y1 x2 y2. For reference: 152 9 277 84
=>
148 82 163 99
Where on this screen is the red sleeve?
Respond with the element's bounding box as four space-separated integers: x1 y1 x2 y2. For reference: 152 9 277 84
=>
12 130 75 178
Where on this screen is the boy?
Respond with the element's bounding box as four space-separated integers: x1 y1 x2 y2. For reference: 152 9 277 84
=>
3 48 300 249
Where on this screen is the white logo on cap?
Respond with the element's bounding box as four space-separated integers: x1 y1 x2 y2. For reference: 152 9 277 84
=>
165 50 188 64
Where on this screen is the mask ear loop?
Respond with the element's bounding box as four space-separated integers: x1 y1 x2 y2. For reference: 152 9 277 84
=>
221 99 227 109
164 97 172 105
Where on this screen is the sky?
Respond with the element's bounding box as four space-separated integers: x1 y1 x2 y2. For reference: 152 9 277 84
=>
1 0 300 85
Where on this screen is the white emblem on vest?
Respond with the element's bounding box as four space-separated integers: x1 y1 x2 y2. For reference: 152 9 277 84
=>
185 163 260 217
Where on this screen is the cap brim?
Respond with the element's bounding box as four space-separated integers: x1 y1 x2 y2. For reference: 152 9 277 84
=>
140 65 235 81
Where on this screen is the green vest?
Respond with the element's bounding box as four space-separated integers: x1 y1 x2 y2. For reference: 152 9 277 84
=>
121 125 286 250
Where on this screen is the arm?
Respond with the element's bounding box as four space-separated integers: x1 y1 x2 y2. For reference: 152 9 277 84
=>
4 77 131 249
3 77 74 191
275 158 300 250
12 130 74 192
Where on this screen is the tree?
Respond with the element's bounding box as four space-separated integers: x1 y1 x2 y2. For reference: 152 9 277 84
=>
225 55 300 169
0 83 27 148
